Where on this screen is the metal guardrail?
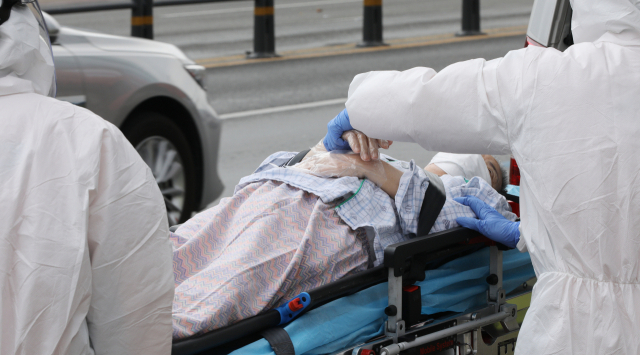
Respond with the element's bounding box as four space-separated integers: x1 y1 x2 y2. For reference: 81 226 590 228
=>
43 0 243 40
42 0 484 59
44 2 133 14
43 0 241 14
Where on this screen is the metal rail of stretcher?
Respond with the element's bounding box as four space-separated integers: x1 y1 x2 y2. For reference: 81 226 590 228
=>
338 194 530 355
345 235 530 355
171 225 532 355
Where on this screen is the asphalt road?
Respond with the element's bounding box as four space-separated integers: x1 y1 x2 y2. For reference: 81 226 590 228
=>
209 33 524 205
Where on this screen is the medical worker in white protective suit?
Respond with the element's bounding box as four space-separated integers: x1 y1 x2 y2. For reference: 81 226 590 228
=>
0 1 174 354
322 0 640 353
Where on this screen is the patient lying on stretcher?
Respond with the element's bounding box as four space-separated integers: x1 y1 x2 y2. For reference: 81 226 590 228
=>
171 132 514 339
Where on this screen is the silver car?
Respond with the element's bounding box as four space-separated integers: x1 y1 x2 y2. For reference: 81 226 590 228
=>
44 12 223 225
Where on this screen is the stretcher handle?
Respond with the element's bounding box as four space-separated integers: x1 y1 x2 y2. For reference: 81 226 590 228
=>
384 227 477 277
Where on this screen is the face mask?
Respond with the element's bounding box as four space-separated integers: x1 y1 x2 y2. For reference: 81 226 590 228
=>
428 153 491 185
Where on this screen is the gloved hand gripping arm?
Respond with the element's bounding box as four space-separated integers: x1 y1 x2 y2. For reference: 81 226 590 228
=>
323 109 392 161
323 109 354 151
454 196 520 248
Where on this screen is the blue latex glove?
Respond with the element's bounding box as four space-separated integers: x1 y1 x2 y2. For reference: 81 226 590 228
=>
454 196 520 248
323 109 353 151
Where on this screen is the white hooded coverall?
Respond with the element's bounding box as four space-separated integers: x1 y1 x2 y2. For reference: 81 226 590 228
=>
0 6 174 355
345 0 640 353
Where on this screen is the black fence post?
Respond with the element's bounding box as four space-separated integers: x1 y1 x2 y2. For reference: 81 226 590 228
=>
358 0 385 47
247 0 278 58
456 0 484 36
131 0 153 39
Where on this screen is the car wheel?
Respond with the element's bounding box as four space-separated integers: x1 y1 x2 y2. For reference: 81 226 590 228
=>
121 111 199 225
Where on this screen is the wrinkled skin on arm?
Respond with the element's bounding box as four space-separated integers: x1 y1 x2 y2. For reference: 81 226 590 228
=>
296 134 402 197
341 130 392 161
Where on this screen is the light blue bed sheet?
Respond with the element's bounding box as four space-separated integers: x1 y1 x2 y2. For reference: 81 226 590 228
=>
232 248 535 355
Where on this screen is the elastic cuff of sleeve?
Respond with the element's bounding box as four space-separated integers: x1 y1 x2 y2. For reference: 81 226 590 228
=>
340 109 353 131
516 223 528 252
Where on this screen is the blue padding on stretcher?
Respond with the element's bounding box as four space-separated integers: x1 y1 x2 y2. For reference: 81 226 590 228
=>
231 248 535 355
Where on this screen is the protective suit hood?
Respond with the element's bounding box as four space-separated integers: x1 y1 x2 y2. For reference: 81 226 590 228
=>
0 4 55 96
570 0 640 45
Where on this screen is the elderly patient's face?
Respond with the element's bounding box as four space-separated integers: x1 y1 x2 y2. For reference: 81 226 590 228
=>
425 154 503 191
481 155 503 191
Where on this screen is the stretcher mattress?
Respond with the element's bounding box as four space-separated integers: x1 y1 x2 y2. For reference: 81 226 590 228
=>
232 248 535 355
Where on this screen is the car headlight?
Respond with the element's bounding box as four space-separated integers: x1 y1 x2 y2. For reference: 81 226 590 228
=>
184 64 206 89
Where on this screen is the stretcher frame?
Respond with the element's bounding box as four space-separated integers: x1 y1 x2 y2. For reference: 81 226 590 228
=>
171 149 529 355
340 230 534 355
171 225 534 355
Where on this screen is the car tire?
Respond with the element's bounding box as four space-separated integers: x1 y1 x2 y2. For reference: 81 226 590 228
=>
121 111 199 225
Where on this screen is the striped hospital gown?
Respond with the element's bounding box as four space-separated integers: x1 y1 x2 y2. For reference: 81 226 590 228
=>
171 180 370 339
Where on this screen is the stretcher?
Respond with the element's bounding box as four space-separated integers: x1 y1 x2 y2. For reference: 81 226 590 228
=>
170 153 530 355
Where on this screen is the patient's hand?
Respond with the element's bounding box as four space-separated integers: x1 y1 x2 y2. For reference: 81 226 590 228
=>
341 130 392 161
293 149 403 197
304 131 392 163
296 150 377 180
303 140 329 161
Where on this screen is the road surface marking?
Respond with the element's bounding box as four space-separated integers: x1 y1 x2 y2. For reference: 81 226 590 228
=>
162 0 362 18
219 98 347 120
196 25 528 68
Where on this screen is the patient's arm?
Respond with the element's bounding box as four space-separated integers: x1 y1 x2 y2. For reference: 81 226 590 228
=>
295 142 403 197
303 130 393 162
375 161 404 197
341 155 403 197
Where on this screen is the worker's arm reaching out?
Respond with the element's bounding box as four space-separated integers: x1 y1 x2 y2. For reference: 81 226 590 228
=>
324 50 541 157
